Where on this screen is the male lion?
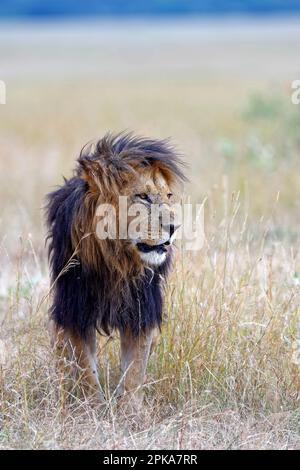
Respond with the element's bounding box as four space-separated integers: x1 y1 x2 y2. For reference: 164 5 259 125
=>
45 132 186 412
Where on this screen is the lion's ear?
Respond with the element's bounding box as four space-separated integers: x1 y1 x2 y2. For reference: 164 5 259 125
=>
78 158 104 190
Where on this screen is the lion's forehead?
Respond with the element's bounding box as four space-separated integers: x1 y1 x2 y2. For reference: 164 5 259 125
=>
130 169 170 196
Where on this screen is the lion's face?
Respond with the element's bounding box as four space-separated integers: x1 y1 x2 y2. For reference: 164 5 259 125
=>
123 168 179 266
76 133 186 275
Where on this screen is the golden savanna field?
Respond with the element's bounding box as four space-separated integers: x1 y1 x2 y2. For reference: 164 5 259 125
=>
1 19 300 449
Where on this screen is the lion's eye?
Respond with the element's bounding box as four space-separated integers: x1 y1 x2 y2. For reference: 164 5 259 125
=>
136 193 150 202
167 193 173 199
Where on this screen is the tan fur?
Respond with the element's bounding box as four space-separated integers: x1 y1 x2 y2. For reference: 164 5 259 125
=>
117 329 154 414
49 320 105 403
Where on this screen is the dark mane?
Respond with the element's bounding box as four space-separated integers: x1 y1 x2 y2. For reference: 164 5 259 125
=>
45 132 185 339
77 131 187 184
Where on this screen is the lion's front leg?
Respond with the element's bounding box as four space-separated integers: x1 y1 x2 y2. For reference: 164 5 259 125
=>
49 320 105 403
117 328 154 414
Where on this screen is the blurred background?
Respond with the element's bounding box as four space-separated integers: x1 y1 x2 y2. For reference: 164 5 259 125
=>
0 2 299 245
1 0 300 247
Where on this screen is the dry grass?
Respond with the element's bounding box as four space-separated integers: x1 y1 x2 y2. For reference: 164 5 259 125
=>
1 19 300 449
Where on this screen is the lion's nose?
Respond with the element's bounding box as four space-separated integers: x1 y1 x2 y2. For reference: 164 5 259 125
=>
162 223 180 238
169 224 175 237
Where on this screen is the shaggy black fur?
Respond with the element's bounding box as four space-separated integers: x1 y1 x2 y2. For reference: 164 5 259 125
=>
45 133 184 339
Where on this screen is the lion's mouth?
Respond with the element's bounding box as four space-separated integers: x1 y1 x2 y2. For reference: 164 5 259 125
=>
136 241 170 254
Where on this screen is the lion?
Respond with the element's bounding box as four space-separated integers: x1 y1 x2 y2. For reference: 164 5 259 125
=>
45 132 186 412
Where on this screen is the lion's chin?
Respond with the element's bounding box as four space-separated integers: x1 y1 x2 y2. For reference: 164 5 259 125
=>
139 250 167 266
134 240 169 266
